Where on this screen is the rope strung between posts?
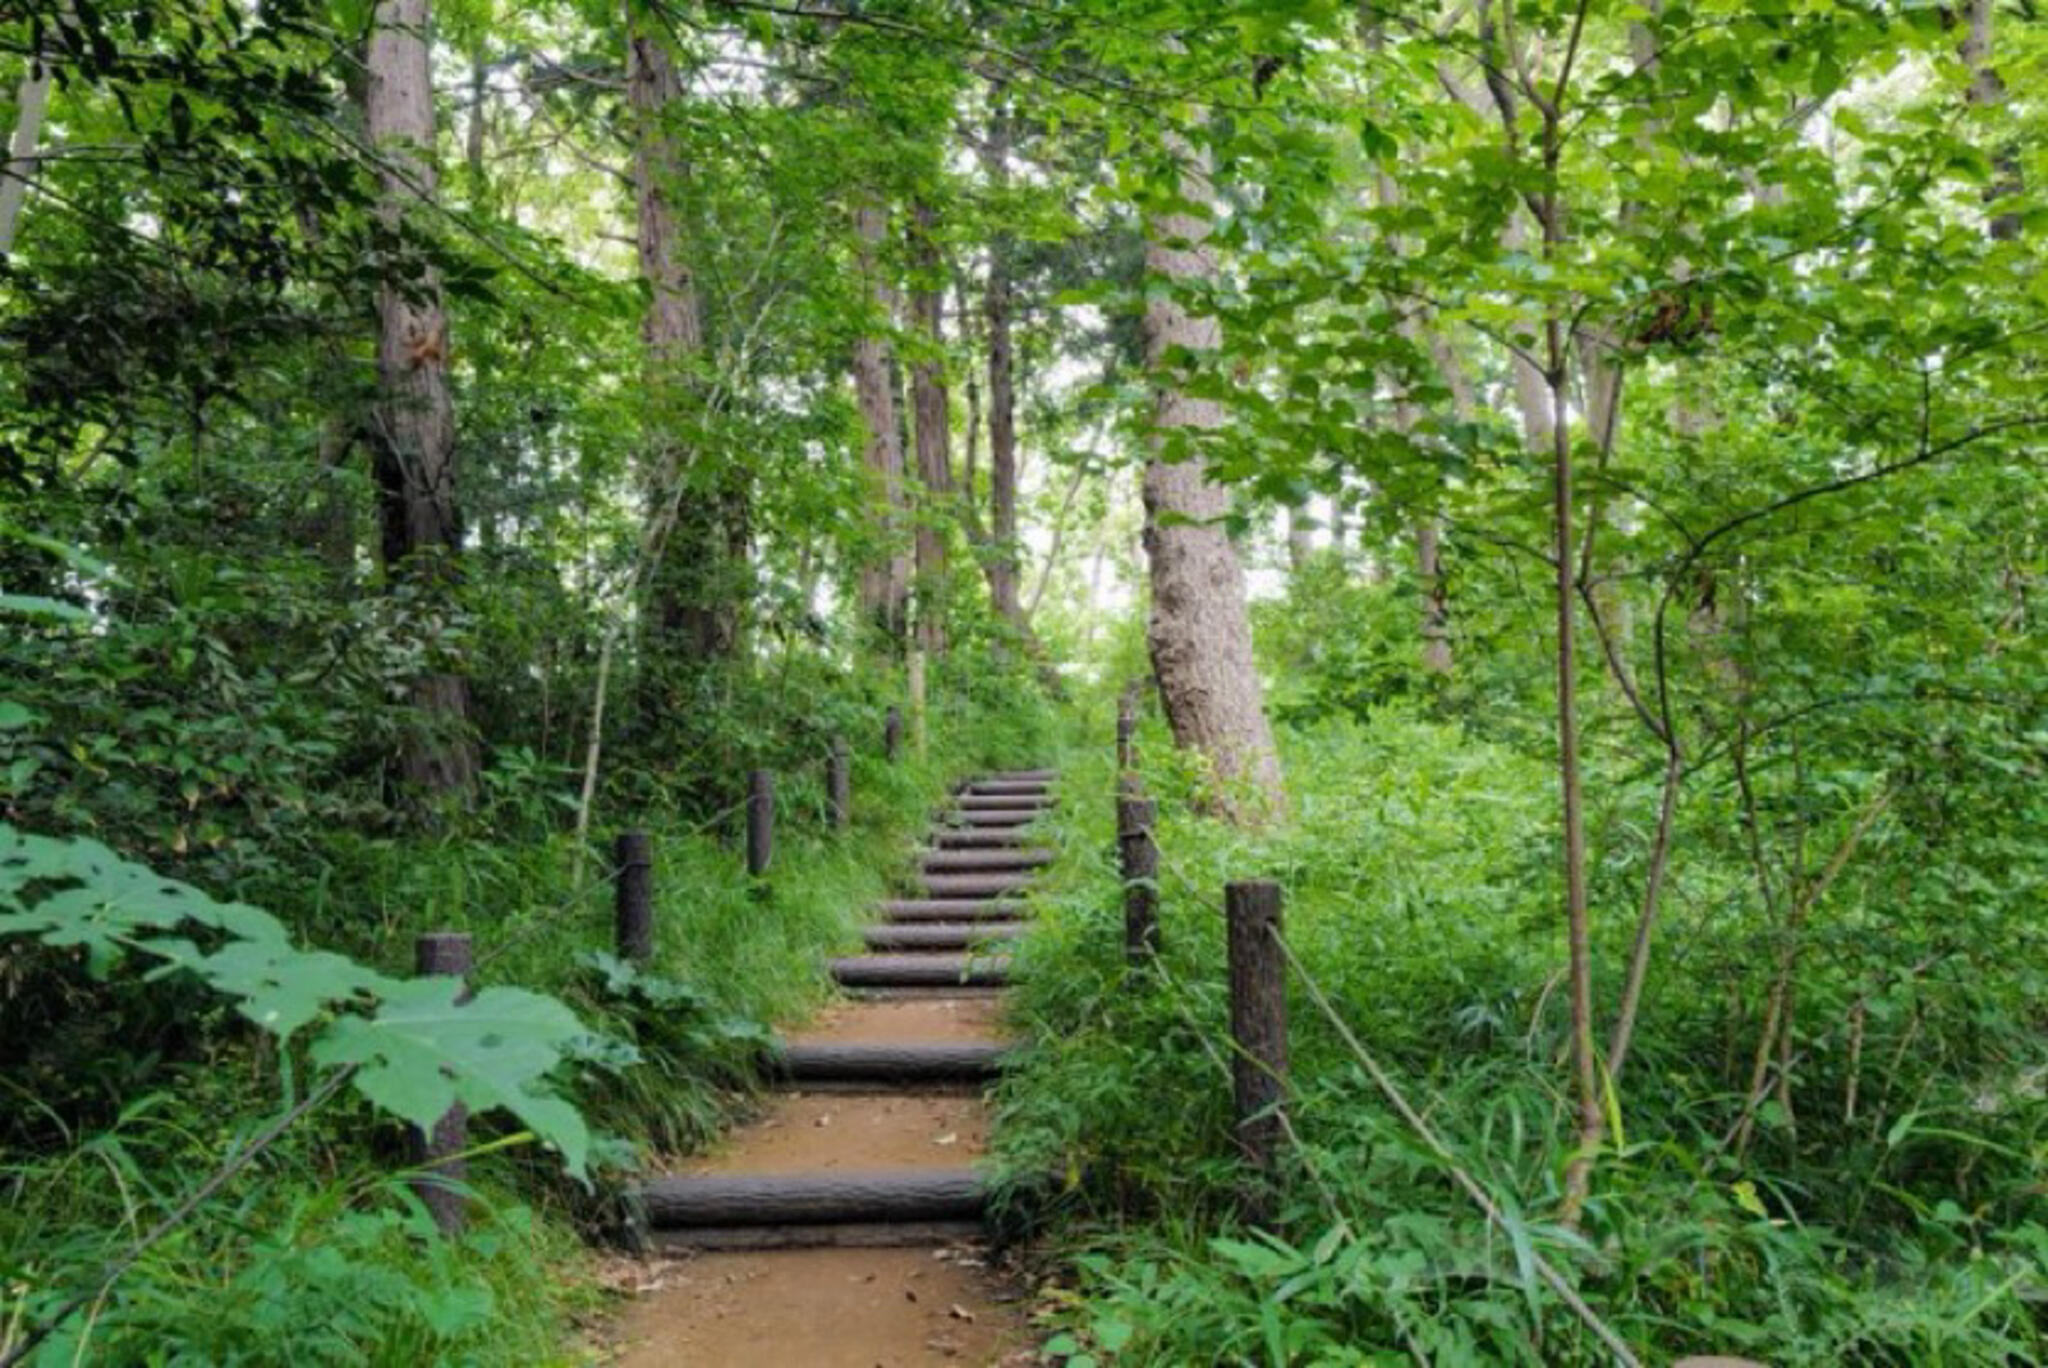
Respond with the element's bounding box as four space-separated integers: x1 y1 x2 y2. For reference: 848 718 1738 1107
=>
0 1068 357 1368
1268 926 1642 1368
1143 950 1347 1227
473 791 753 973
471 862 619 973
1113 779 1638 1365
1125 837 1474 1364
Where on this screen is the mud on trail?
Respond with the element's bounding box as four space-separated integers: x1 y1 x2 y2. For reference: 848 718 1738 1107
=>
604 772 1056 1366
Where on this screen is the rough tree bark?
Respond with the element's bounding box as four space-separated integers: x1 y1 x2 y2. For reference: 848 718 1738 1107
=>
365 0 477 796
908 202 953 654
1141 132 1284 822
627 6 742 666
852 201 910 643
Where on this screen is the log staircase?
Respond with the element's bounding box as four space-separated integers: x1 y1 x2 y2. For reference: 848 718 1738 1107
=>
635 769 1056 1250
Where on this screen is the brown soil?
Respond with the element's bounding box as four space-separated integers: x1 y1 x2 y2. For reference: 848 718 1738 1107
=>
607 1246 1027 1367
604 771 1052 1368
608 993 1025 1365
685 1093 987 1174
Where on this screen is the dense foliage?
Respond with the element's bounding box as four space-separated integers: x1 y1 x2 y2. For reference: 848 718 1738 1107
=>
5 0 2046 1362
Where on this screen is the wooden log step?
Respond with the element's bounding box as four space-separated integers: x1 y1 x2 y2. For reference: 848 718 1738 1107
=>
919 848 1053 873
931 829 1036 849
961 780 1051 797
638 1167 986 1229
917 872 1036 899
829 953 1012 987
769 1040 1009 1083
877 898 1028 922
648 1219 985 1252
844 986 1006 1002
984 768 1058 781
955 794 1054 812
946 809 1039 828
863 921 1024 951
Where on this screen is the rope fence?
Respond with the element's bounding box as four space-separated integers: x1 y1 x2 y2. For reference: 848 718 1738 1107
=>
1106 700 1642 1368
406 714 908 1236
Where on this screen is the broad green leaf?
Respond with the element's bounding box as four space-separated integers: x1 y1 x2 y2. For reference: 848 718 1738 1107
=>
312 978 592 1178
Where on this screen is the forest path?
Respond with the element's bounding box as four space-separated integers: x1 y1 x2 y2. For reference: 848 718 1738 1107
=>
607 772 1058 1367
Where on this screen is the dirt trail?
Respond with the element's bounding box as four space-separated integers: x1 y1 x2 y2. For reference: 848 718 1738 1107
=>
609 1244 1019 1367
607 773 1053 1366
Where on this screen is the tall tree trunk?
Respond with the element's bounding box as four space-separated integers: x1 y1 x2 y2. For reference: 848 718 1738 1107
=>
1416 519 1451 675
365 0 477 796
464 50 489 204
1961 0 2021 240
852 201 910 644
1286 504 1313 576
628 6 741 668
0 46 51 255
1141 132 1284 822
305 409 359 576
1531 106 1600 1223
908 202 952 654
980 103 1025 629
1370 143 1458 678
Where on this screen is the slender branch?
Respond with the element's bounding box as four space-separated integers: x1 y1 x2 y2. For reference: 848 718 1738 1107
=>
1275 933 1644 1368
1026 460 1090 621
1 1071 354 1368
1605 748 1683 1082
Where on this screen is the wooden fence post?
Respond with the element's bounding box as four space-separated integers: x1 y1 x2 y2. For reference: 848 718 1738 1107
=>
1116 695 1136 781
1225 880 1287 1226
614 830 653 962
747 769 775 878
410 931 472 1236
1118 796 1159 965
884 706 902 764
827 737 851 831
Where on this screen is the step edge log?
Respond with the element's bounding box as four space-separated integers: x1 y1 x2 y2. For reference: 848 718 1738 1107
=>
768 1041 1010 1081
878 901 1029 923
919 850 1055 872
865 920 1025 943
829 954 1013 986
647 1219 987 1252
637 1167 988 1228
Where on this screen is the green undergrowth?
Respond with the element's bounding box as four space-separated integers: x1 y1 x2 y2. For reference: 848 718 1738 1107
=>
3 660 1065 1365
992 700 2048 1366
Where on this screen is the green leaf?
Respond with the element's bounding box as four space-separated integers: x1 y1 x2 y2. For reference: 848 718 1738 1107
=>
311 979 592 1178
0 593 90 622
1093 1318 1133 1353
1 825 591 1178
146 937 391 1039
0 524 113 578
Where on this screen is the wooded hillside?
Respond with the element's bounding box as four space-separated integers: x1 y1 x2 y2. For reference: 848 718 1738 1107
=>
4 1 2046 1363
